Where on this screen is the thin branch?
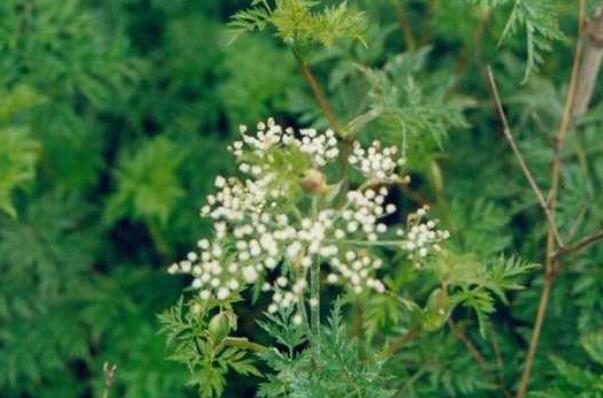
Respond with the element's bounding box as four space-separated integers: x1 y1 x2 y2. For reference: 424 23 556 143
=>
419 0 438 45
448 319 487 368
389 0 416 50
485 66 564 248
516 2 586 396
448 320 513 398
555 228 603 258
291 46 354 181
291 47 345 133
490 331 508 396
516 273 554 398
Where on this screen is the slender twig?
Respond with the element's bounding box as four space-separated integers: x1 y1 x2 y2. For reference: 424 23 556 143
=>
448 319 487 367
389 0 416 50
490 331 508 396
448 320 513 398
419 0 438 45
554 228 603 258
102 362 117 398
516 271 554 398
516 2 586 397
291 47 345 133
485 66 564 248
291 46 355 181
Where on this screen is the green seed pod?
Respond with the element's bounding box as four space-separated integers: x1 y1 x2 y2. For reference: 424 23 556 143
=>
422 288 453 332
208 311 234 345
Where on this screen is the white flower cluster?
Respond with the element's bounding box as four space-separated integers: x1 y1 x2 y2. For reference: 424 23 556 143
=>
396 205 450 266
200 176 266 221
232 118 339 168
328 250 385 294
348 140 404 182
169 119 449 315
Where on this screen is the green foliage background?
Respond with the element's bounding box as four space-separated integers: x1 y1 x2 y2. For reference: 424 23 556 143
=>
1 0 603 397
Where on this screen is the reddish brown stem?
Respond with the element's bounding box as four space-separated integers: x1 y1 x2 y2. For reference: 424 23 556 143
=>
516 2 586 397
291 48 344 133
555 228 603 258
486 67 564 248
448 320 512 398
390 0 416 50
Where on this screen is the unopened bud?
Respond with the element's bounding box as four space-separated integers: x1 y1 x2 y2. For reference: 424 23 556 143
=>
300 169 328 194
208 311 236 345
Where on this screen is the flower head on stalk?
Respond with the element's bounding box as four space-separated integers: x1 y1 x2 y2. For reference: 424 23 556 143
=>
168 118 449 319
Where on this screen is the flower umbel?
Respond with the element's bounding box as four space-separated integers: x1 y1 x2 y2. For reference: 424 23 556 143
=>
169 118 449 314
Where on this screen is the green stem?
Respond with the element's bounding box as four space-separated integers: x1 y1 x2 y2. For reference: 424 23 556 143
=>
310 259 320 340
297 297 313 347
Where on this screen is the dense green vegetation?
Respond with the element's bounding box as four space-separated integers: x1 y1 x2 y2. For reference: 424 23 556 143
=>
1 1 603 397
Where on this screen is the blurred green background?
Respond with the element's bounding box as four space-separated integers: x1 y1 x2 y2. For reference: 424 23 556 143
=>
0 1 299 396
2 0 603 397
